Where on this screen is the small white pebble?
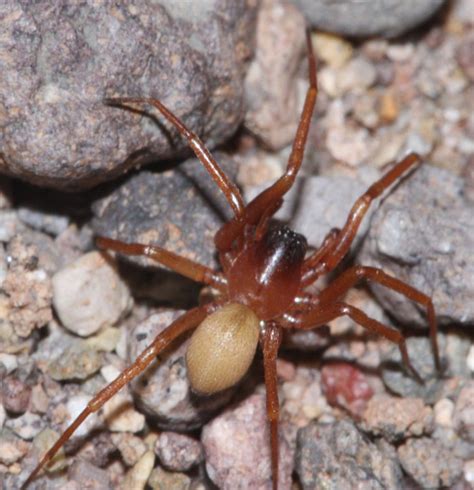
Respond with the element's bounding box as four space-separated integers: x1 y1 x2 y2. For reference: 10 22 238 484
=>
121 450 155 490
66 395 99 438
0 353 18 373
115 327 128 360
100 364 122 383
103 392 145 433
52 251 133 337
464 460 474 483
466 345 474 373
434 398 455 428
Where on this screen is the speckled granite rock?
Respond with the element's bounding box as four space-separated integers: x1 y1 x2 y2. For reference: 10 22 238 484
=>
244 0 307 150
360 164 474 327
0 1 257 189
290 0 444 38
92 154 238 269
295 419 402 489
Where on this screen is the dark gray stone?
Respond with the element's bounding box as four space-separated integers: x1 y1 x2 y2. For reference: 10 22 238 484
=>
360 164 474 327
290 0 445 38
92 154 238 270
295 419 402 490
0 1 257 190
289 173 376 250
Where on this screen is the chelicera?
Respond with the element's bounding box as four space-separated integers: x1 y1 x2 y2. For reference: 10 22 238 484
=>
24 32 441 489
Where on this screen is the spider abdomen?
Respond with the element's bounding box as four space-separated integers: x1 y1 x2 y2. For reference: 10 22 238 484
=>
186 303 260 395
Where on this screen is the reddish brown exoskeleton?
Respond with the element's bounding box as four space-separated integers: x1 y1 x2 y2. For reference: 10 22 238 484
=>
24 32 440 490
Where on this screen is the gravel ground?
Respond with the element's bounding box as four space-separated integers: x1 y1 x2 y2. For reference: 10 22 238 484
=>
1 0 473 489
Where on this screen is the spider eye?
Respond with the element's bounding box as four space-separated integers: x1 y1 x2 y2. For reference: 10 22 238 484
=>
186 303 260 395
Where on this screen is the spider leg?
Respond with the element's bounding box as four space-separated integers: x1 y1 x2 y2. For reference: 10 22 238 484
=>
281 302 423 383
316 265 440 370
261 322 283 490
22 305 212 489
302 153 421 284
301 227 340 285
215 30 318 254
103 97 245 218
96 236 227 291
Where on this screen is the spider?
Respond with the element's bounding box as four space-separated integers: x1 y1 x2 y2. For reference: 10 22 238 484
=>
24 32 440 490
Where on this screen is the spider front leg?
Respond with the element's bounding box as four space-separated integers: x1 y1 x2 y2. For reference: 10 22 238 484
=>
103 97 245 218
22 305 212 489
96 236 227 291
316 265 440 370
281 302 423 383
215 30 318 254
302 152 422 285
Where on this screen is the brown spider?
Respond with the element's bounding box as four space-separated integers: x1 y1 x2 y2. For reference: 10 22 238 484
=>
24 32 440 490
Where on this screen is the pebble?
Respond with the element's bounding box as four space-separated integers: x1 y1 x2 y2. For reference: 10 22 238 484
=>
66 395 100 439
434 398 455 428
319 57 377 98
381 336 445 404
453 382 474 443
85 326 122 353
121 450 155 490
110 432 147 467
5 411 45 440
0 403 5 428
48 346 103 381
464 460 474 485
52 251 132 337
148 466 191 490
3 236 53 337
313 31 353 68
362 395 433 442
467 345 474 373
289 173 375 249
321 362 374 418
68 459 111 489
244 0 307 150
155 431 203 472
0 353 18 373
1 374 31 414
361 165 474 327
398 437 463 488
281 366 331 426
102 390 145 434
0 429 29 465
290 0 444 38
202 393 293 490
295 419 402 489
17 207 70 236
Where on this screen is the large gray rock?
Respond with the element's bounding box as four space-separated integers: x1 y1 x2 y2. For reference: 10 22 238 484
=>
290 0 444 38
0 1 257 190
360 164 474 327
